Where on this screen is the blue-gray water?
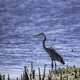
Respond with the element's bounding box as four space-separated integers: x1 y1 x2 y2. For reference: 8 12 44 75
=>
0 0 80 78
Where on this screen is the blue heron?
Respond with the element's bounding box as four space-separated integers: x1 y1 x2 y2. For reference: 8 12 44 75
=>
34 32 65 70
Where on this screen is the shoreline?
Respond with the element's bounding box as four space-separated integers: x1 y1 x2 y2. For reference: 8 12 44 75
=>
1 64 80 80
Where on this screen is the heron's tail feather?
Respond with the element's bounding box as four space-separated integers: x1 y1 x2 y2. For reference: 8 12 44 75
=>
60 58 65 65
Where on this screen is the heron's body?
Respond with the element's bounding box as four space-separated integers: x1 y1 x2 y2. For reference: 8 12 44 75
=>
44 47 65 64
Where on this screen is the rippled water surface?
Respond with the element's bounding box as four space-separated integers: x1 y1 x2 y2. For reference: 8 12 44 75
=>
0 0 80 78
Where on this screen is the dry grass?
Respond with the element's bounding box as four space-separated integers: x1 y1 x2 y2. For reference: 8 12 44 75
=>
0 65 80 80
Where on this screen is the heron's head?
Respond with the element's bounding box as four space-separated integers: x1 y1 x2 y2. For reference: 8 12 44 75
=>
34 32 45 38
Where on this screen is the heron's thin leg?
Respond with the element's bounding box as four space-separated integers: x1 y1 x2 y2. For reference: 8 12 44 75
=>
51 60 53 70
54 61 57 74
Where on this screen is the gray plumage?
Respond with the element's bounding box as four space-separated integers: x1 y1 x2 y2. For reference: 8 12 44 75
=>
35 32 65 69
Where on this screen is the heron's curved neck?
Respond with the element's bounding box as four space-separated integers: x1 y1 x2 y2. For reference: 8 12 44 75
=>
43 34 47 49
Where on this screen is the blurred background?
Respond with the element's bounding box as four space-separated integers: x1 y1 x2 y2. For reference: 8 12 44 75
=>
0 0 80 78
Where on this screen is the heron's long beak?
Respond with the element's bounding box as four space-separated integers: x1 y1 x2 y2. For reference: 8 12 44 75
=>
33 33 42 37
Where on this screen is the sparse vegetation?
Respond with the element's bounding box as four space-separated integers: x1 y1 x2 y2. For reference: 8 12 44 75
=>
0 65 80 80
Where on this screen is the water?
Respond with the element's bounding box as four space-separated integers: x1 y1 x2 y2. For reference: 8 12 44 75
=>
0 0 80 78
